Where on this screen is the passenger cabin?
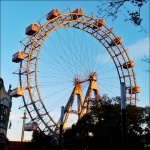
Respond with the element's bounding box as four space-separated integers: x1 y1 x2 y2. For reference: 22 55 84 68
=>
24 122 38 131
129 86 141 94
10 86 25 97
46 9 60 20
109 37 122 47
93 19 105 29
123 61 135 69
71 8 83 20
12 51 25 63
25 24 39 36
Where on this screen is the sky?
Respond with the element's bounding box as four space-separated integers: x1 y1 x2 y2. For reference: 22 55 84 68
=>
0 1 149 141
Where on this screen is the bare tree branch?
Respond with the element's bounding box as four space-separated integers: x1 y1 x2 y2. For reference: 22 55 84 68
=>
141 56 150 72
97 0 148 32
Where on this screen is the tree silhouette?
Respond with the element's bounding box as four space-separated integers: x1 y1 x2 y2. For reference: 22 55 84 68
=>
31 130 58 150
141 56 150 72
97 0 148 32
63 98 150 149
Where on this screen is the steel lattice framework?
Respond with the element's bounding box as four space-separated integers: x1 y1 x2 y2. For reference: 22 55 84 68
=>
12 8 140 139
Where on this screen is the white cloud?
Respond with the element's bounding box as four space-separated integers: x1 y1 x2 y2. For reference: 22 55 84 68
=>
127 37 149 60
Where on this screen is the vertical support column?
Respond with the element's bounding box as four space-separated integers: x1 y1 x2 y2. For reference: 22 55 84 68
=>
21 110 26 142
59 106 64 150
121 82 127 150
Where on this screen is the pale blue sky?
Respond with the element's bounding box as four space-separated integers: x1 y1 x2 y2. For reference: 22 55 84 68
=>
1 1 149 141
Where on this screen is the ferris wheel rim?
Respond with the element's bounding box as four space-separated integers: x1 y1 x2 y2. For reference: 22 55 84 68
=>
18 9 138 137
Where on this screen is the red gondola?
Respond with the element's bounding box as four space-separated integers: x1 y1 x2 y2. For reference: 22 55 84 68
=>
24 122 38 131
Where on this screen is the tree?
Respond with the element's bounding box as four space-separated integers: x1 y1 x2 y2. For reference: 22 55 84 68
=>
31 130 58 150
142 106 150 148
97 0 148 32
141 56 150 72
63 98 150 149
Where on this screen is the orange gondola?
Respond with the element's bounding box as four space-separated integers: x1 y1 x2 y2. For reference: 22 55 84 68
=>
71 8 83 20
25 24 39 36
12 51 25 63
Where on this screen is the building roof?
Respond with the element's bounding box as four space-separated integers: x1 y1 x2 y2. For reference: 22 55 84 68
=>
0 78 4 89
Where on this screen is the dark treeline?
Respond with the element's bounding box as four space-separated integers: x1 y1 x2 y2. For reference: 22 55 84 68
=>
31 97 150 150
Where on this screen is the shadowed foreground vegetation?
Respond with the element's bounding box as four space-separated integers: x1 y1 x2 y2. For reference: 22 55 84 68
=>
32 97 150 150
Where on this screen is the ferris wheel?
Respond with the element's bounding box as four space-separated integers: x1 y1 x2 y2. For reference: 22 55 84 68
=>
11 8 140 138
